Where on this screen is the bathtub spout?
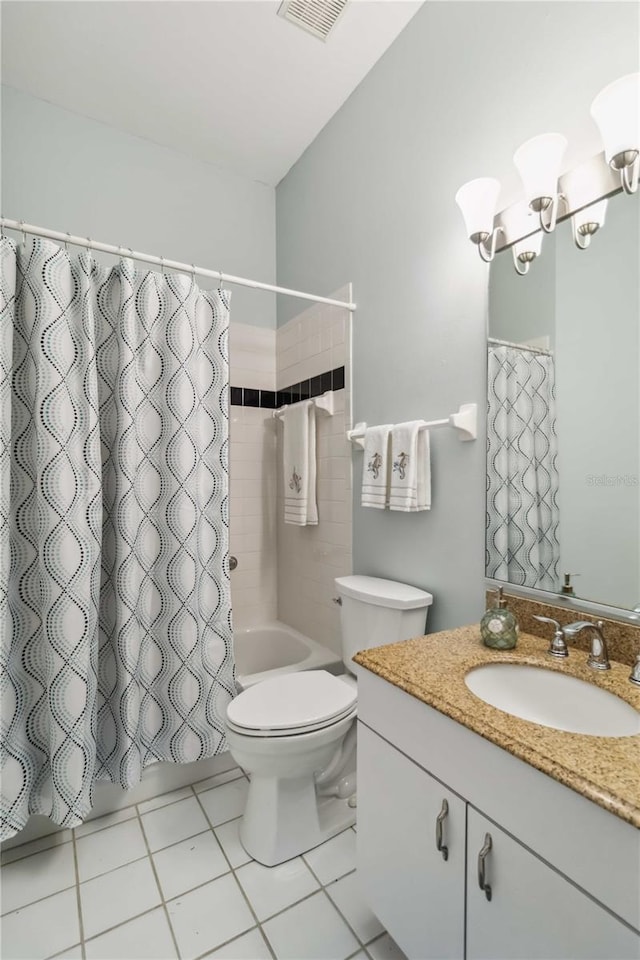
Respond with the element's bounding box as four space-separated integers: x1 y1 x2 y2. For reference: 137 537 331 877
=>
315 723 357 798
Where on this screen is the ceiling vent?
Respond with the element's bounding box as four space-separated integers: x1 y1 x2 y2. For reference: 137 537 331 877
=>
277 0 350 41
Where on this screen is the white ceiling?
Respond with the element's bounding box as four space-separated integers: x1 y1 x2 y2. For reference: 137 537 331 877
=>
1 0 423 186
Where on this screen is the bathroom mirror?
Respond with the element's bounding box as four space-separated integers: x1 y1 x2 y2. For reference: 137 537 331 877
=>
487 193 640 612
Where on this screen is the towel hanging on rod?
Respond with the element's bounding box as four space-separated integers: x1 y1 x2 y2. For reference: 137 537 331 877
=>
347 403 477 448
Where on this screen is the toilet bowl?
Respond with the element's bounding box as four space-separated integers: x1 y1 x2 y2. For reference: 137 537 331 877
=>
225 576 433 866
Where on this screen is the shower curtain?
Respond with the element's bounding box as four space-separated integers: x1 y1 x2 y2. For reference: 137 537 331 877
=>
0 236 235 840
486 342 560 591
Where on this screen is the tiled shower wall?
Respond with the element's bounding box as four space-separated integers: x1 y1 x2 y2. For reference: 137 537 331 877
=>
276 287 353 657
229 287 353 649
228 324 278 629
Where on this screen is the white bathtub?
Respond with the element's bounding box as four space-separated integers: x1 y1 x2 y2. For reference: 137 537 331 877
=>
234 621 342 689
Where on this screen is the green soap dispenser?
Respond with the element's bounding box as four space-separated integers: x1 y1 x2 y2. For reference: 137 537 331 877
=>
480 587 519 650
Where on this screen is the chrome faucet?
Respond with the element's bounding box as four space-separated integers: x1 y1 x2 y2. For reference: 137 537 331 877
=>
562 620 610 671
532 616 569 658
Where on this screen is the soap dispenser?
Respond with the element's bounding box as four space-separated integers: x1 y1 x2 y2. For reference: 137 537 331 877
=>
480 587 519 650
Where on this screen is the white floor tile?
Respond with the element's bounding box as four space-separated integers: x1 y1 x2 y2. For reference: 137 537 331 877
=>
325 872 384 944
152 830 229 900
193 768 244 794
76 818 147 882
262 890 359 960
214 818 252 868
198 777 249 827
137 785 194 815
141 795 209 852
0 842 76 913
74 806 137 838
84 906 177 960
367 933 408 960
166 873 254 960
303 829 356 884
79 856 161 939
1 888 80 960
235 856 319 921
203 928 272 959
1 830 73 867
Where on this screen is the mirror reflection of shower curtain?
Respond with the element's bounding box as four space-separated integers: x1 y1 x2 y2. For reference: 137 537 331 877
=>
1 237 235 840
486 342 560 591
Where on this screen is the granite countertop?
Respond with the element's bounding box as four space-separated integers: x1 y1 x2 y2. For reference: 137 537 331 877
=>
353 626 640 829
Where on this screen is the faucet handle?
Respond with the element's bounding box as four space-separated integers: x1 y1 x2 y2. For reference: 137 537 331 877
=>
532 615 569 659
630 654 640 686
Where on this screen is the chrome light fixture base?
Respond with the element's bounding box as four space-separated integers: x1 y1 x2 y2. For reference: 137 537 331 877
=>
610 149 639 194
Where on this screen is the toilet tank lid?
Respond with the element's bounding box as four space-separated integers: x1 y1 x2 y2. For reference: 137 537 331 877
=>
335 575 433 610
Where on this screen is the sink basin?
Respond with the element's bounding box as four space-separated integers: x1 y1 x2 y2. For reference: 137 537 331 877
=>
465 663 640 737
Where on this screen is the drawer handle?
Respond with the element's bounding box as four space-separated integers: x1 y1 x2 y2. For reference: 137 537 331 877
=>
477 833 492 901
435 799 449 861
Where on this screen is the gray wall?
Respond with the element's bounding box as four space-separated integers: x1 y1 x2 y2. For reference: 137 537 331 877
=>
1 86 276 328
276 1 639 631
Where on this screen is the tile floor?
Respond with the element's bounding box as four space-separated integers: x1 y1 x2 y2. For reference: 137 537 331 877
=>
0 766 408 960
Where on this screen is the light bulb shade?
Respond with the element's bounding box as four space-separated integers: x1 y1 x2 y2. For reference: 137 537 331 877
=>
513 133 567 210
455 177 501 242
573 198 608 232
591 73 640 166
514 231 543 261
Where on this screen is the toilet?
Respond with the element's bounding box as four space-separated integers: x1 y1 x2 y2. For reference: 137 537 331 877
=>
225 575 433 866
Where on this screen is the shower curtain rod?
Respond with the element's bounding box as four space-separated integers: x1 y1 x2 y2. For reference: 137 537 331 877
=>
488 336 552 356
0 217 357 312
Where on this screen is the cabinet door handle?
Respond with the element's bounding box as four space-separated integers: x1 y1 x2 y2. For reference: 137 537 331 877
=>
477 833 492 901
435 799 449 861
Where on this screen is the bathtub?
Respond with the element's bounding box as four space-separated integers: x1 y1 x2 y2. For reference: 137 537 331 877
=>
234 621 342 689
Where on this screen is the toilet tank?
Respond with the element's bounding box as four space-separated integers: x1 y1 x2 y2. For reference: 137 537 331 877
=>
335 575 433 672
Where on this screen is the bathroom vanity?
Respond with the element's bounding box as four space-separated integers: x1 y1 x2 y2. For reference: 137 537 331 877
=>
353 627 640 960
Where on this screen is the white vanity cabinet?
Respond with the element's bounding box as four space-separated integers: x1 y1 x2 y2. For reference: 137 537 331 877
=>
465 807 639 960
356 667 640 960
358 723 465 959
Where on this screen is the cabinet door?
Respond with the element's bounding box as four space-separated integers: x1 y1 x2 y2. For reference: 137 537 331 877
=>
467 807 640 960
357 722 465 960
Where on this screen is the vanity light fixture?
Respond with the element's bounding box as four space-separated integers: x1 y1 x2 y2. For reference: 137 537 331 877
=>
512 231 543 276
572 198 608 250
455 177 503 262
513 133 567 233
591 73 640 195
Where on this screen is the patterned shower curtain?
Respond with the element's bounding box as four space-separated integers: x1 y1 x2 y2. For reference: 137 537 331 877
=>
0 236 235 840
486 342 560 591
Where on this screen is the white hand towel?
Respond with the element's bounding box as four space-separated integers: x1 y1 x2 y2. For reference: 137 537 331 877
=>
362 425 392 509
389 421 431 511
282 401 318 526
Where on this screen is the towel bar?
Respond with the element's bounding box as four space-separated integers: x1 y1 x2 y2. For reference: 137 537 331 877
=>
347 402 477 448
273 390 335 419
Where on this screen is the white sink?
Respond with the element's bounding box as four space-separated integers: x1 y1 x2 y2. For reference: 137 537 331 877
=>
465 663 640 737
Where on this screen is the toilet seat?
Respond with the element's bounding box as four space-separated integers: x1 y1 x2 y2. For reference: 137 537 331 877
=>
226 670 357 738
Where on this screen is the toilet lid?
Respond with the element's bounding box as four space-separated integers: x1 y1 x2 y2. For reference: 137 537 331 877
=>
226 670 357 733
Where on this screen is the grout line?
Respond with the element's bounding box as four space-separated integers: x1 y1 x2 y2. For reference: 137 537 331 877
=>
82 902 171 950
190 924 263 960
0 832 75 867
70 829 87 959
134 804 182 960
0 880 78 918
69 851 150 887
191 789 276 958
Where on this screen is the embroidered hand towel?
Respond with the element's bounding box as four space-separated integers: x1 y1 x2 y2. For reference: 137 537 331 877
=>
362 425 392 508
283 400 318 525
389 421 431 511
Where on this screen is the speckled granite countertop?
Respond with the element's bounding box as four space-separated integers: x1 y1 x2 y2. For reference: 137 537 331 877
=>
353 626 640 829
